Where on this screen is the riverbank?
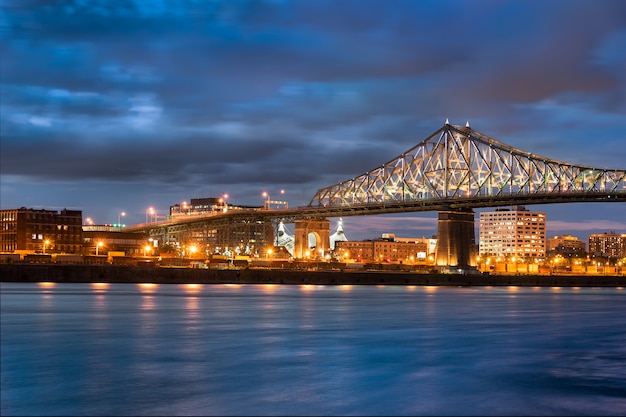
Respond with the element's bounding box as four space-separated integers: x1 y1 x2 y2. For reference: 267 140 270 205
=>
1 263 624 287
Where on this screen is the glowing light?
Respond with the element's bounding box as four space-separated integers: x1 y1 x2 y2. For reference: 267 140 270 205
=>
91 282 109 291
183 283 202 294
137 283 158 292
262 284 277 292
38 282 55 288
96 241 104 256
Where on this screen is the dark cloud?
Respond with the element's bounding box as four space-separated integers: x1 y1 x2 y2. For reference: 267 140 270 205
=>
1 0 625 238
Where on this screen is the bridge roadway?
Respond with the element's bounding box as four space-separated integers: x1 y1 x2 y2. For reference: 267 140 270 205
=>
124 190 626 234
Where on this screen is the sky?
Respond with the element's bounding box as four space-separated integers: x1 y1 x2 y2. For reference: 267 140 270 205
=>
1 0 625 242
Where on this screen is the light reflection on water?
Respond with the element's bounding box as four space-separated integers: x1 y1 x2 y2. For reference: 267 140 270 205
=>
1 282 625 416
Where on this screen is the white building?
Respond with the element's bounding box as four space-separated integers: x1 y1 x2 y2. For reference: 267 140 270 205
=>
330 218 348 250
479 206 546 259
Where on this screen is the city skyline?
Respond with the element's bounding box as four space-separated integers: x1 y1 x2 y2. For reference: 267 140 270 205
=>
2 0 625 241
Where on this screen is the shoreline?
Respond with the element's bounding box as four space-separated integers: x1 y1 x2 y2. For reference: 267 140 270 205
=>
1 263 624 287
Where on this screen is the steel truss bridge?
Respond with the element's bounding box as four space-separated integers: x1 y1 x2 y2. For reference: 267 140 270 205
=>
126 121 625 265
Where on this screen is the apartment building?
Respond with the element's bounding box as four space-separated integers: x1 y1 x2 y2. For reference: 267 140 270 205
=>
588 232 626 259
479 206 546 259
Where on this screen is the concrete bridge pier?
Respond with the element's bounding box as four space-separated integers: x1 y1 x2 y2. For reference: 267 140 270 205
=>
434 209 477 269
293 219 330 260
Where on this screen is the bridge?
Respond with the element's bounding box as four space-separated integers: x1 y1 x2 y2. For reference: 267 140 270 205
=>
126 120 626 268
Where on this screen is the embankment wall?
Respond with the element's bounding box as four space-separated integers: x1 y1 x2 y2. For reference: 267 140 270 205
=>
1 264 624 287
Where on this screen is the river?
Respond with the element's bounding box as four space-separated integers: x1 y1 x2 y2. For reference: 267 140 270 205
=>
1 282 625 416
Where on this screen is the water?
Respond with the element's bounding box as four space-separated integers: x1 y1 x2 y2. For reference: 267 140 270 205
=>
1 282 625 416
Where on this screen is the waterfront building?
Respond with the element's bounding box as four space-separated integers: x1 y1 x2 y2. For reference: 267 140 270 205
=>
479 206 546 259
0 207 83 254
588 232 625 260
335 234 433 263
547 234 586 257
82 225 150 257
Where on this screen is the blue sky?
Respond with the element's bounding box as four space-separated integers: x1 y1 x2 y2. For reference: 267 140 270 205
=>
1 0 625 241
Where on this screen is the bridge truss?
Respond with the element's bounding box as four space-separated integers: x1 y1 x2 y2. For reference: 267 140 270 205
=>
309 121 626 210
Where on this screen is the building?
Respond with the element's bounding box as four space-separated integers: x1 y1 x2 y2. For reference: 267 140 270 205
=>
588 232 626 260
164 197 274 257
479 206 546 259
83 225 151 257
170 197 261 218
1 207 83 254
335 234 434 263
547 235 586 257
329 218 348 250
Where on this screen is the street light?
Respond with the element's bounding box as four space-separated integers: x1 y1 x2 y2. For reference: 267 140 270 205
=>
43 239 50 254
262 192 270 209
144 245 152 257
146 207 154 224
118 212 126 229
96 241 103 256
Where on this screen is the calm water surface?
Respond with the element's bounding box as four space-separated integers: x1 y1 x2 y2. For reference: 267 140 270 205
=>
1 282 625 416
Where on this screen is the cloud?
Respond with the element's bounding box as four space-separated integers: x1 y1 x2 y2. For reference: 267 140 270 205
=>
548 219 626 233
1 0 625 236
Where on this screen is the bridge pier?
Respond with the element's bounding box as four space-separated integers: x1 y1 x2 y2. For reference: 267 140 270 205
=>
293 219 330 260
434 209 477 269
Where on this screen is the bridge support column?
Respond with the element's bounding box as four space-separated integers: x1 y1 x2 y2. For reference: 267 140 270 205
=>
434 209 477 269
293 219 330 260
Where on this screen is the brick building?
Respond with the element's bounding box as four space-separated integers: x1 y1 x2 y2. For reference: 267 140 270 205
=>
335 234 433 263
1 207 83 254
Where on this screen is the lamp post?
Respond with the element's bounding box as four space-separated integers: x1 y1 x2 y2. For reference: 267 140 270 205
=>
118 212 126 229
96 241 103 256
43 239 50 254
146 207 154 224
262 192 270 210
